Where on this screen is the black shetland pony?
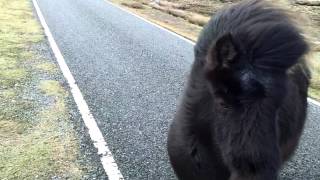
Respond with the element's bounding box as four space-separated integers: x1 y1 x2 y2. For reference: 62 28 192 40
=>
167 0 310 180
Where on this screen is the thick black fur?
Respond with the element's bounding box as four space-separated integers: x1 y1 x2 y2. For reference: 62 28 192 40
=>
167 0 310 180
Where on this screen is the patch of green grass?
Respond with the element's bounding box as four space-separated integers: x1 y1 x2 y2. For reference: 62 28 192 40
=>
0 122 81 179
0 99 34 122
0 120 27 137
0 68 28 87
0 0 84 178
0 80 82 179
0 57 17 69
0 139 56 179
39 80 67 97
309 52 320 100
36 62 58 74
0 0 40 88
0 89 16 98
309 88 320 100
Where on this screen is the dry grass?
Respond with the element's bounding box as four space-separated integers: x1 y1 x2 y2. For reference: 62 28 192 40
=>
295 0 320 6
121 1 144 9
0 0 84 178
167 8 188 18
309 52 320 100
149 1 210 26
0 80 82 179
187 14 210 26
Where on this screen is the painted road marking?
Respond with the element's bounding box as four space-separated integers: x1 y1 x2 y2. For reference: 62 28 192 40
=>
32 0 124 179
104 0 195 45
308 98 320 107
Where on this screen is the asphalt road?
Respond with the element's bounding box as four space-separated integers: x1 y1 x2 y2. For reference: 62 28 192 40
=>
35 0 320 179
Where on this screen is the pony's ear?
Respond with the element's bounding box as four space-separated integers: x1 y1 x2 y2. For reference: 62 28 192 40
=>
206 33 238 70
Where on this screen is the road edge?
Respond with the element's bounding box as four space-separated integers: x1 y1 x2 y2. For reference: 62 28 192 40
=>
308 97 320 107
104 0 195 45
31 0 124 179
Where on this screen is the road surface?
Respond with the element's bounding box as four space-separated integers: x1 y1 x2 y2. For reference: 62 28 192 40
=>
35 0 320 179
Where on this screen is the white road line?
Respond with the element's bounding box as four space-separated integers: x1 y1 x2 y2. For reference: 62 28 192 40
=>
106 0 320 108
104 0 195 45
308 98 320 107
32 0 124 179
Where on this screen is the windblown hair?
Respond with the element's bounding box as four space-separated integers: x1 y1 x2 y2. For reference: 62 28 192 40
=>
196 0 308 69
167 1 310 180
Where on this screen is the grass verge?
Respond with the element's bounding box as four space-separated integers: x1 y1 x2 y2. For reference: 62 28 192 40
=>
0 0 83 178
309 52 320 100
